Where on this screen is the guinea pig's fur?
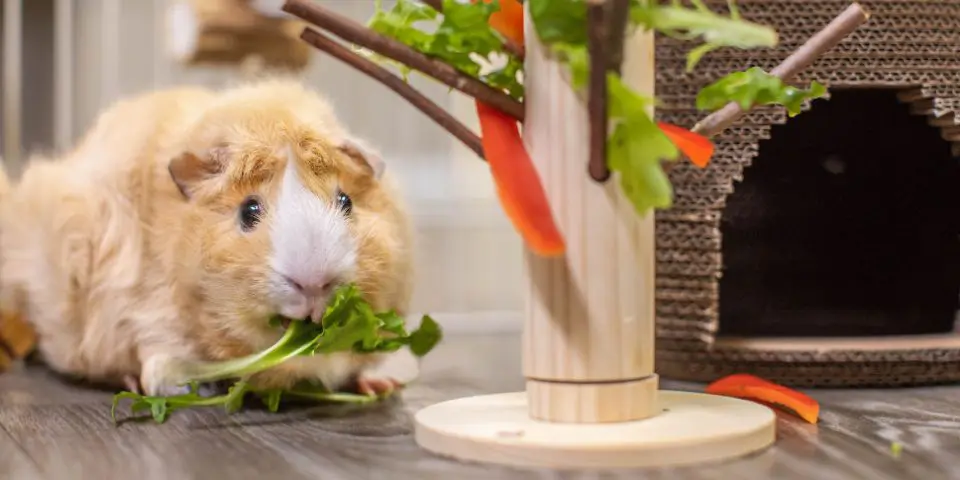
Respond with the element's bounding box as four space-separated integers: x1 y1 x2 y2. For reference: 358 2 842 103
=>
0 79 415 396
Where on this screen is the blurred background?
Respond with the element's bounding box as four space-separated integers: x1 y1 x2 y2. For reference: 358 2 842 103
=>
0 0 524 334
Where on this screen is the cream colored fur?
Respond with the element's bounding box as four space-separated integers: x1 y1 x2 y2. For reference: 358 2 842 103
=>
0 79 414 395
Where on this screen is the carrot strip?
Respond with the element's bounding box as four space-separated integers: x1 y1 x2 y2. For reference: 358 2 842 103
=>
656 122 714 168
480 0 524 45
705 373 820 424
475 101 565 256
474 0 562 255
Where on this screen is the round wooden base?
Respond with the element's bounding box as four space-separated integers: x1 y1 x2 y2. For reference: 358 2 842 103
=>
414 390 777 470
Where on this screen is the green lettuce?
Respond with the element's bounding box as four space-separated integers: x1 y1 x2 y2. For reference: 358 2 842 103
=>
630 0 778 71
696 67 828 116
111 284 442 423
368 0 524 99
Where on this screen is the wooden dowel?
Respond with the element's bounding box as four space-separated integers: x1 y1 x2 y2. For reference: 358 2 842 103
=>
299 28 484 159
282 0 525 122
523 17 659 424
586 0 610 183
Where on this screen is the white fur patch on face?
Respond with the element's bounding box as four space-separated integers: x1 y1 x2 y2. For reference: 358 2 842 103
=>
269 147 357 320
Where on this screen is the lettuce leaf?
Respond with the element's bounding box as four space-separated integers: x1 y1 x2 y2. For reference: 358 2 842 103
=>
111 381 377 424
111 284 442 423
368 0 524 99
630 0 778 71
696 66 828 116
607 75 679 213
528 0 588 45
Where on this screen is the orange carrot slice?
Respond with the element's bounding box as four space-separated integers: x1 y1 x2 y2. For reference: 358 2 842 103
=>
479 0 524 45
656 122 714 168
476 101 565 256
705 373 820 424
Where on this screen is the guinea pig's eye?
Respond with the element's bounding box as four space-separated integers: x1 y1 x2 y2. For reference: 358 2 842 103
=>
336 189 353 216
239 196 264 231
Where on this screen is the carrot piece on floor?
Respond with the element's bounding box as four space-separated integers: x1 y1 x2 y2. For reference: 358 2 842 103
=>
656 122 714 168
475 101 565 256
705 373 820 424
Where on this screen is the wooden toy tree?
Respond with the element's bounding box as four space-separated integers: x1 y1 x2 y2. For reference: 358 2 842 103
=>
282 0 868 469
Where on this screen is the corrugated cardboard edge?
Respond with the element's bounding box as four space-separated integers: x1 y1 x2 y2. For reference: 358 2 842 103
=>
653 0 960 387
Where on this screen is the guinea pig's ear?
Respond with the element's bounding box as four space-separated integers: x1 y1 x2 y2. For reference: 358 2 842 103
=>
168 146 228 199
337 137 385 180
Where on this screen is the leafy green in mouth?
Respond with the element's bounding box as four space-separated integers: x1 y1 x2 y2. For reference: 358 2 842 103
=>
111 284 442 424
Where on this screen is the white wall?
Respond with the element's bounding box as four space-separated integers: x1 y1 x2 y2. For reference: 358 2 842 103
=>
8 0 525 330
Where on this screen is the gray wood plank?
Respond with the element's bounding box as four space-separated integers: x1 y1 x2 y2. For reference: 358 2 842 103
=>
0 402 310 480
1 333 958 479
0 423 42 479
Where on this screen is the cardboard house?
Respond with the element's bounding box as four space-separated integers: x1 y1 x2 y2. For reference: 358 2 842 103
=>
654 0 960 387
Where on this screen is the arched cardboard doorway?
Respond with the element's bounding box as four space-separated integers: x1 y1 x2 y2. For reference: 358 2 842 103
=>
718 88 960 338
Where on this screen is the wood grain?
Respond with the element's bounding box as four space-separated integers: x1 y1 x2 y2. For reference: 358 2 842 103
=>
521 9 657 424
1 333 958 479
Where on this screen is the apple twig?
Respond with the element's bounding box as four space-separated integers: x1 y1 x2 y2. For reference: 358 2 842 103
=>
300 28 484 159
587 0 611 182
606 0 630 74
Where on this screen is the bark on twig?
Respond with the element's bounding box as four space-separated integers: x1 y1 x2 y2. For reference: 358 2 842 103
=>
691 3 870 138
587 0 611 182
421 0 443 11
300 28 485 159
606 0 631 74
283 0 524 122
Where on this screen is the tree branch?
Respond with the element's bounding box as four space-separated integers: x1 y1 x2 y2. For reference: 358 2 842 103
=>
420 0 443 11
606 0 630 74
299 28 484 159
282 0 524 122
691 3 869 138
587 0 611 182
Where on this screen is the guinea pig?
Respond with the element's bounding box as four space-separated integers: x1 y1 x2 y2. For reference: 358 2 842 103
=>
0 78 415 397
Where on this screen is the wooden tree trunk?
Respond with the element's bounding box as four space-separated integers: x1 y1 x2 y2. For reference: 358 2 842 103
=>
521 22 659 423
411 4 775 470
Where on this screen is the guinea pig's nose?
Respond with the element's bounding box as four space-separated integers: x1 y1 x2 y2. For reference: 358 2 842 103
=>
283 274 339 298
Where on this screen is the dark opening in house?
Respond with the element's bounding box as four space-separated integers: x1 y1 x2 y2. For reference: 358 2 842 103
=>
718 88 960 338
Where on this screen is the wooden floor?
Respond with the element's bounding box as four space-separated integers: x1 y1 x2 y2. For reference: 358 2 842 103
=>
2 332 959 480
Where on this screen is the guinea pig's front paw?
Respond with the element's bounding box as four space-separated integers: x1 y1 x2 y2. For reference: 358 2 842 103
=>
139 353 195 397
350 374 403 397
125 372 223 398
